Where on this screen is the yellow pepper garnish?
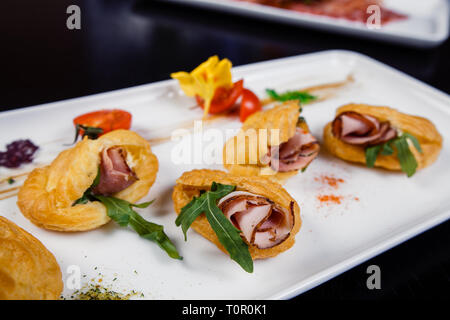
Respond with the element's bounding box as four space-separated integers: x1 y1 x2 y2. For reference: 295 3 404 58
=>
171 56 233 117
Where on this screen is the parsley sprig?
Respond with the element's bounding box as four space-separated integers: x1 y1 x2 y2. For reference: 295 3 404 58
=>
266 89 317 104
175 182 254 273
365 132 422 177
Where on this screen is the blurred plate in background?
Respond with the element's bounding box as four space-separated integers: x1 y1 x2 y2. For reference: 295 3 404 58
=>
160 0 449 48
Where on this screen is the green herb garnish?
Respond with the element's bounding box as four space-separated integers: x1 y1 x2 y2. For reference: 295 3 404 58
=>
365 144 382 168
72 193 92 206
298 116 306 125
95 195 181 260
70 124 104 144
72 168 181 259
175 182 253 273
365 133 422 177
266 89 317 104
72 168 101 206
7 178 15 184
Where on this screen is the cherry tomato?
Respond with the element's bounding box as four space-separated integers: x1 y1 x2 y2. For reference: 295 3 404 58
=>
239 89 261 122
73 109 132 136
196 79 244 114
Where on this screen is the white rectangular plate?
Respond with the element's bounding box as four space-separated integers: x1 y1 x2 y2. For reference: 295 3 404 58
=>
162 0 449 48
1 50 449 299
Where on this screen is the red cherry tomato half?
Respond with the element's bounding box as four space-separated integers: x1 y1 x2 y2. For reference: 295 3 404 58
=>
196 79 244 114
73 109 132 136
239 89 261 122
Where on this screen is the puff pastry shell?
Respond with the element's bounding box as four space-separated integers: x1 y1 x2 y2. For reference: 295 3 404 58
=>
223 101 309 184
323 104 442 171
0 216 63 300
172 169 301 259
17 130 158 232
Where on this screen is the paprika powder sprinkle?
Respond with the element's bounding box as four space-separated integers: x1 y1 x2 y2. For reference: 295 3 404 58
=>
314 175 345 189
317 194 343 205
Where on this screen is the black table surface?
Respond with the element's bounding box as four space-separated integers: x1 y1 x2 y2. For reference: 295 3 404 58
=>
1 0 449 300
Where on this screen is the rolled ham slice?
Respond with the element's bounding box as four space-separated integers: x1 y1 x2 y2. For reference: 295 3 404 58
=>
332 111 397 146
218 191 294 249
93 147 137 196
265 127 320 172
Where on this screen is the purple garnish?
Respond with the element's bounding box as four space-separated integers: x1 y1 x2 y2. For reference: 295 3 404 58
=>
0 139 39 168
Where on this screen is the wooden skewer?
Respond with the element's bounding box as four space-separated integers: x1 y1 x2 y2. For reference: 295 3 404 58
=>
145 110 237 145
304 74 354 93
0 171 30 184
147 136 173 145
0 193 18 201
0 190 19 200
261 74 354 106
0 186 20 195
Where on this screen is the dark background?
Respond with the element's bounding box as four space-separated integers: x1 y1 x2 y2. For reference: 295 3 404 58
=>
0 0 449 299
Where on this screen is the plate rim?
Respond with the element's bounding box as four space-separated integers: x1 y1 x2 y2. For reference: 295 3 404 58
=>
161 0 450 48
1 50 450 299
2 49 449 117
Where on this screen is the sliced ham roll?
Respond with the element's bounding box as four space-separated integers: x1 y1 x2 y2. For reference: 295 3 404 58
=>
93 147 137 196
332 111 397 146
217 191 294 249
265 127 320 172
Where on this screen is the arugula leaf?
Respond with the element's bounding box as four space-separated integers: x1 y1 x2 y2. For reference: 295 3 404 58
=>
365 145 381 168
72 194 91 206
298 116 306 125
266 89 317 104
175 182 254 273
70 124 104 145
402 132 422 153
364 132 422 177
204 191 254 273
95 195 182 260
72 168 101 206
176 195 207 241
175 182 235 240
380 142 394 156
393 137 418 178
72 168 181 259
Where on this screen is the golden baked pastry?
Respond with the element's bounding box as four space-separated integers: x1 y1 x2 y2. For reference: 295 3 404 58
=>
323 104 442 173
223 101 320 184
17 130 158 232
173 169 301 260
0 216 63 300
